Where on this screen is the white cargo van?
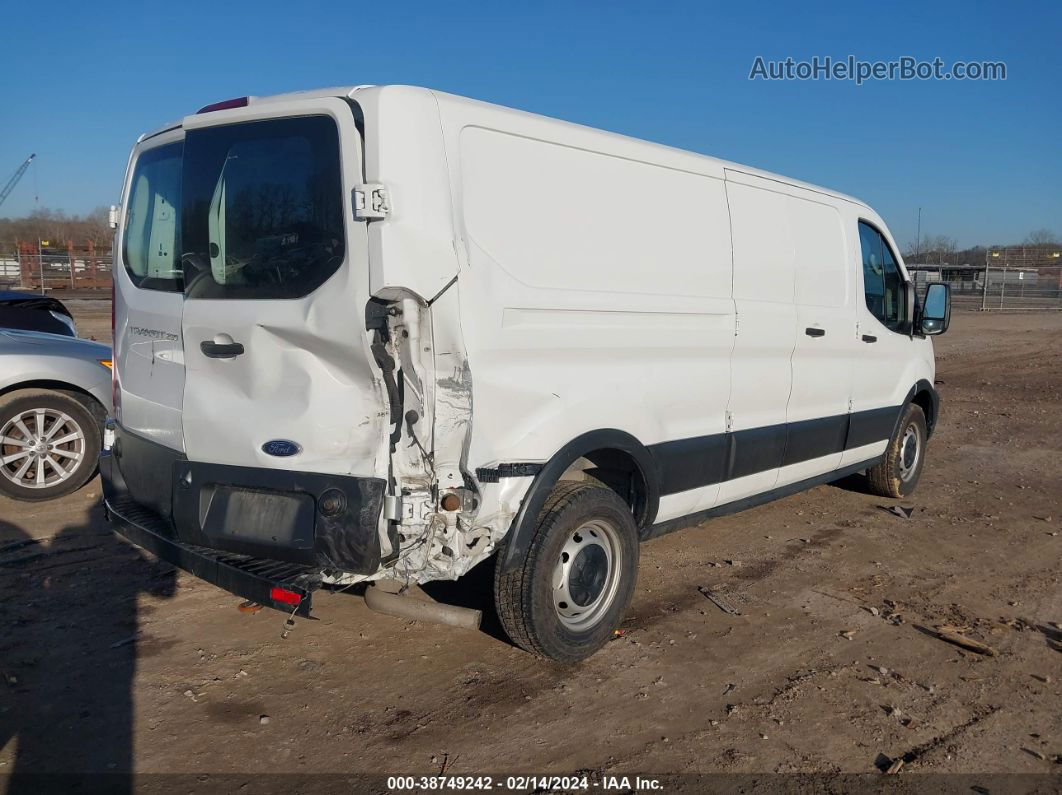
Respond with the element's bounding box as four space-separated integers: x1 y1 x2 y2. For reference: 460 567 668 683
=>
102 85 950 662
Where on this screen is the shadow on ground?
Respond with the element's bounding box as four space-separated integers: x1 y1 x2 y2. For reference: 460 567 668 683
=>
0 506 176 792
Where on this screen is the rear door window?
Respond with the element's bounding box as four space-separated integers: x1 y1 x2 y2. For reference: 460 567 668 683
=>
180 116 345 300
123 142 183 292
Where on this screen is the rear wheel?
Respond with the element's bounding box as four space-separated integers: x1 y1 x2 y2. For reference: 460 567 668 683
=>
494 482 639 663
866 403 927 499
0 389 102 501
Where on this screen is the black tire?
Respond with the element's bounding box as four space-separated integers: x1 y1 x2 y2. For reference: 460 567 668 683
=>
494 481 639 663
866 403 927 499
0 388 103 502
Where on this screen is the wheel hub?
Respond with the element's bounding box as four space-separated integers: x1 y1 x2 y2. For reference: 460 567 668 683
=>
0 408 86 489
552 519 624 631
898 423 921 482
568 544 608 607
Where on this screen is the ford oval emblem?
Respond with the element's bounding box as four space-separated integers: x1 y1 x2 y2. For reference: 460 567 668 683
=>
262 439 301 457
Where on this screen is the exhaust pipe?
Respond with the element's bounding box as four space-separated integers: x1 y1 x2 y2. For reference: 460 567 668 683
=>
364 583 482 630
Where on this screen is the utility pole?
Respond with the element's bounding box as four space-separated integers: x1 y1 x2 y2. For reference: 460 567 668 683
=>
1000 262 1007 309
981 249 990 311
915 207 922 261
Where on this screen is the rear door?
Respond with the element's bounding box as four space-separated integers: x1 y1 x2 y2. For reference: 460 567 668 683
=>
114 129 187 452
178 98 385 479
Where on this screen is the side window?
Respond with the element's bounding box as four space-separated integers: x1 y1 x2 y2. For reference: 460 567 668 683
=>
858 221 906 331
122 142 183 292
880 239 905 329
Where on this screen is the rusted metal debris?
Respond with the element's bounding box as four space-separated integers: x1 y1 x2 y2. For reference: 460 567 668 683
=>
698 586 741 616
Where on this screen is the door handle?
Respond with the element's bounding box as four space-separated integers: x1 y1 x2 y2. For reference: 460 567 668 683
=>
804 327 826 337
200 340 245 358
861 334 877 343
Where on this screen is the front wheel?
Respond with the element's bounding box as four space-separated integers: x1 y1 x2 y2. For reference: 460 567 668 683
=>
494 482 639 663
865 403 927 499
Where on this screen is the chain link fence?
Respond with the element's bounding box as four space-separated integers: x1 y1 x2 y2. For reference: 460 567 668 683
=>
913 264 1062 311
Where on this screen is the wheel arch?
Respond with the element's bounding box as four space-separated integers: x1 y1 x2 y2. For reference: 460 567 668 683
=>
0 380 107 422
496 429 660 574
905 378 940 437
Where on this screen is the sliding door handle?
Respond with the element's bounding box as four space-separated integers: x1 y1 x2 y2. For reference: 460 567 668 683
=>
861 334 877 343
804 327 826 337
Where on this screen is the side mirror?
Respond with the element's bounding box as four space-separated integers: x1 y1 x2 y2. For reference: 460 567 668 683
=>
920 282 951 335
108 204 121 229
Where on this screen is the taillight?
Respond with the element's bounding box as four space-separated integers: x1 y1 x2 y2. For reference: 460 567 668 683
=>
111 367 120 421
196 97 250 114
270 587 302 606
110 280 120 420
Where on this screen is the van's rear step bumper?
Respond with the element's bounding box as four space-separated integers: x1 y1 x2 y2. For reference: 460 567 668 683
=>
105 495 321 617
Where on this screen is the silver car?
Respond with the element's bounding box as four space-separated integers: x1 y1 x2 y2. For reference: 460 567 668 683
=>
0 328 112 501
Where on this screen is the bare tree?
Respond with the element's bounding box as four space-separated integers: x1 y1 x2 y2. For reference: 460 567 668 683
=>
1024 228 1059 248
0 207 112 253
930 235 956 264
906 234 956 264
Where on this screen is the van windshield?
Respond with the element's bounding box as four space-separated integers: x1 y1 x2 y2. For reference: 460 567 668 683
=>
180 115 346 300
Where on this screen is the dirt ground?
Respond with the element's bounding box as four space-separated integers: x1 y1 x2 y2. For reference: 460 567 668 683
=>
1 305 1060 786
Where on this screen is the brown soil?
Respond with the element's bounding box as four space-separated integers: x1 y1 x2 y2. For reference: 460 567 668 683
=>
1 308 1060 780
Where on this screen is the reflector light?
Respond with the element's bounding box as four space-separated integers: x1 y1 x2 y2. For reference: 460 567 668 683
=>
196 97 250 114
270 587 302 606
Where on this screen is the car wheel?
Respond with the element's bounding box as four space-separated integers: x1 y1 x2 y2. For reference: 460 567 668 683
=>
865 403 927 499
494 482 639 663
0 389 102 501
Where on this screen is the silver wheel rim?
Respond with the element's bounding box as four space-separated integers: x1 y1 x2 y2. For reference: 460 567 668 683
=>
552 519 623 631
0 408 86 490
898 423 921 482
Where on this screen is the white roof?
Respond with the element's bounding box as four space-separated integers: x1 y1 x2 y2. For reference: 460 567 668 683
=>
138 84 869 209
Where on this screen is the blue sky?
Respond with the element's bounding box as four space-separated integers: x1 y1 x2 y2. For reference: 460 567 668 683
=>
0 1 1059 249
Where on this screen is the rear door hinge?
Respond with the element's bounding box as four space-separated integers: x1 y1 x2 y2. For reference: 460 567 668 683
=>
353 183 390 220
725 411 734 433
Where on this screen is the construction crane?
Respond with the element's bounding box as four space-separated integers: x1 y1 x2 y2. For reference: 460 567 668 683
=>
0 153 36 210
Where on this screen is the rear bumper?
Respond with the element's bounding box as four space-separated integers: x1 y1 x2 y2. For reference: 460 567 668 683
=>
100 424 391 599
104 491 319 616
